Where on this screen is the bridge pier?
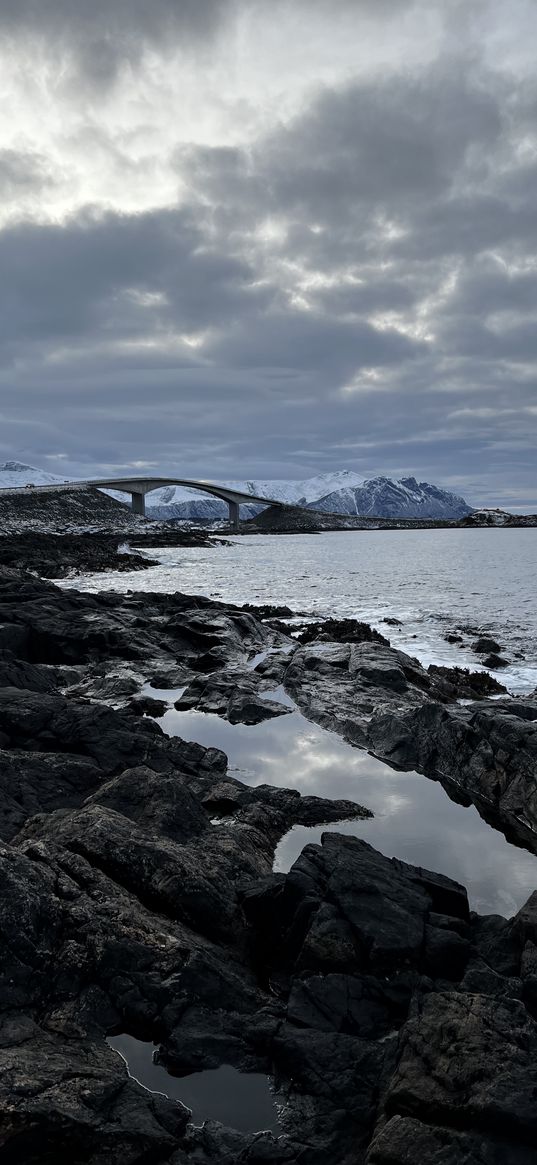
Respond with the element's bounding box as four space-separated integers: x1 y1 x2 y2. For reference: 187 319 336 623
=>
131 492 146 517
228 500 240 532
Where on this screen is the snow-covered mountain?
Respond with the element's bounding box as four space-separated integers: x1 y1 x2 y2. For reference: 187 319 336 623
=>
145 470 366 520
0 461 69 489
0 462 473 523
310 476 473 520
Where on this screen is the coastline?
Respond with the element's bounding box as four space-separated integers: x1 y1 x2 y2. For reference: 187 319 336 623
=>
1 536 537 1162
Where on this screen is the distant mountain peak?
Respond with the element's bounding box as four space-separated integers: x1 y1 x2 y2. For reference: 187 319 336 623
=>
309 476 473 520
1 460 36 472
0 461 68 488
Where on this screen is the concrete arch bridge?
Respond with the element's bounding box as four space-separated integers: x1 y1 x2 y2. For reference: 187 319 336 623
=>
13 476 285 531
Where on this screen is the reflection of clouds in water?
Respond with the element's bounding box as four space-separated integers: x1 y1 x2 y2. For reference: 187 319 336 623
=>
378 792 414 815
275 770 537 919
162 703 537 919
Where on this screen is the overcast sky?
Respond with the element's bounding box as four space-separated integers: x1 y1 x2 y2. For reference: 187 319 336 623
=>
0 0 536 507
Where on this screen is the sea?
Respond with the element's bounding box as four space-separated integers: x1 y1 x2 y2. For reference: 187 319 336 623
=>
63 527 537 694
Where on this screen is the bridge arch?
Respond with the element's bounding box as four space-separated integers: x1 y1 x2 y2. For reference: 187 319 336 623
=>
84 476 283 529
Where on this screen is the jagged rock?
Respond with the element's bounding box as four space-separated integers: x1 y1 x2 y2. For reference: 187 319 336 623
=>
0 750 103 842
296 617 390 647
0 686 226 776
175 669 291 724
385 991 537 1142
242 833 468 1004
149 665 187 688
128 694 168 717
284 636 537 844
427 664 507 697
272 1025 391 1164
0 622 29 652
169 1123 298 1164
0 527 214 576
0 1014 190 1164
1 563 537 1164
367 1116 537 1164
483 653 509 669
472 637 503 655
368 699 537 843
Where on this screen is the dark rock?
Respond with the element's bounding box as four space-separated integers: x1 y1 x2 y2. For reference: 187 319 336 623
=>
427 664 508 697
422 923 470 979
128 695 168 717
0 1014 190 1164
0 750 103 841
2 564 537 1164
252 650 289 683
170 1122 297 1164
175 668 292 724
287 972 394 1038
149 666 187 688
385 991 537 1142
367 1116 537 1164
240 603 296 619
0 654 77 694
371 699 537 842
483 653 509 669
460 960 522 1001
0 622 29 653
0 686 226 775
272 1025 391 1162
87 765 210 843
70 671 140 701
472 636 503 654
284 631 537 843
242 833 468 990
296 617 390 646
0 524 216 576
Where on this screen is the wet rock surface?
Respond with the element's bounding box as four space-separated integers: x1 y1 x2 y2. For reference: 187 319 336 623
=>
174 667 292 723
1 566 537 1162
0 527 220 578
282 627 537 846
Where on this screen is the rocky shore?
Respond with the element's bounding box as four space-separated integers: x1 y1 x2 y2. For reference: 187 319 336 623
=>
0 528 221 578
1 559 537 1163
245 505 537 533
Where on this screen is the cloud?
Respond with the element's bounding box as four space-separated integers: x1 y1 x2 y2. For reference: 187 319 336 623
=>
0 205 271 361
0 149 54 195
0 1 233 85
0 1 535 507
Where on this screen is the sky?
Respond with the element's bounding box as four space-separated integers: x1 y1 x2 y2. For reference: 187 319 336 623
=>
0 0 536 508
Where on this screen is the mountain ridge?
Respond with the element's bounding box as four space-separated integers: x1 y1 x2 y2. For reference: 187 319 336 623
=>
309 476 473 521
0 462 473 521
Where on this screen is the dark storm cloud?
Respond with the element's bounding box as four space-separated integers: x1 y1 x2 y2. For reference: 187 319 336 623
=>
207 308 423 376
451 256 537 316
0 0 232 85
182 67 501 222
0 206 271 360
